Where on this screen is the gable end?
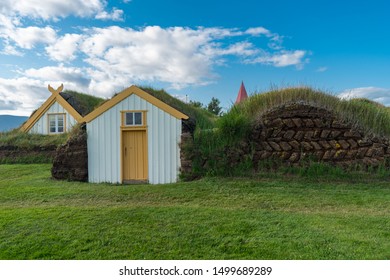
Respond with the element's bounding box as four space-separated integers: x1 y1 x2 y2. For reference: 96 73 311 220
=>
20 85 83 133
83 85 189 123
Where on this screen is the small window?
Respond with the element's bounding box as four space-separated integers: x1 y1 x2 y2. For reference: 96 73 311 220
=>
48 114 65 134
125 112 143 126
134 112 142 125
125 112 133 125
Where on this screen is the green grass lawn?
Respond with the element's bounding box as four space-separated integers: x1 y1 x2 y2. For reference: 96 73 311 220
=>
0 164 389 260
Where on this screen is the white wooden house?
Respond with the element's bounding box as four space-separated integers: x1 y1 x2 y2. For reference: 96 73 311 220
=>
83 85 189 185
20 84 83 134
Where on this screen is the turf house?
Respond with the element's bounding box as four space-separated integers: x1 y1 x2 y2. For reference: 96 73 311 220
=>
20 84 103 135
20 84 83 134
83 85 189 184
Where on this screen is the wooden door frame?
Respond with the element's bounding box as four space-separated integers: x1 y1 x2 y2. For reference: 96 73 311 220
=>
120 111 148 183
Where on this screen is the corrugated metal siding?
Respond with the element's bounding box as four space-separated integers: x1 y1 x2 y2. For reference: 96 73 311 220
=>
29 101 77 134
87 94 182 184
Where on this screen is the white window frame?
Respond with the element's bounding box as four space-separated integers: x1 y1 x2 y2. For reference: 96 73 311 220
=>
124 111 144 126
48 114 65 134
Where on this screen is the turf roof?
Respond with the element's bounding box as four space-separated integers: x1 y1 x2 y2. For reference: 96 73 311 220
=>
139 86 217 130
60 90 105 117
230 87 390 138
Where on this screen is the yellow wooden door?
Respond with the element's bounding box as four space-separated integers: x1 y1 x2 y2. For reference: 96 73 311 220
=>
122 130 148 181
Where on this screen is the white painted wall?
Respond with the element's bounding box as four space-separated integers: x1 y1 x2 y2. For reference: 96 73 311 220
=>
87 94 182 184
29 101 77 134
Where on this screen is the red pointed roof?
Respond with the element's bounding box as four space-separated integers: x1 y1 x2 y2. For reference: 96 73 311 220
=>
235 81 248 104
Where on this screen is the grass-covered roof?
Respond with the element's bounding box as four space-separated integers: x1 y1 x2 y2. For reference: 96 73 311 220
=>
226 87 390 138
60 90 105 117
139 86 217 130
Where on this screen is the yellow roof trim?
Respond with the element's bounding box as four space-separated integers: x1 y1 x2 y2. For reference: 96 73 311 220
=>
83 85 189 123
56 94 83 122
20 84 83 132
20 96 56 132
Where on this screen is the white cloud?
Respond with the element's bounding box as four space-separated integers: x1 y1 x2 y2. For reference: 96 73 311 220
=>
245 27 271 36
316 66 328 72
267 50 307 67
213 42 259 57
21 64 130 99
172 94 189 103
80 26 134 56
0 99 22 111
0 44 23 56
0 15 20 53
95 8 124 21
0 24 310 114
9 26 57 49
247 50 307 68
24 65 91 90
45 34 83 61
338 87 390 106
245 26 283 50
0 14 19 31
76 26 309 89
0 66 98 115
267 35 284 50
0 77 48 115
0 0 123 57
80 26 244 89
0 14 57 52
0 0 105 21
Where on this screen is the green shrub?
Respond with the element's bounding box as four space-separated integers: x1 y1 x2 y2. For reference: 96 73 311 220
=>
216 107 251 144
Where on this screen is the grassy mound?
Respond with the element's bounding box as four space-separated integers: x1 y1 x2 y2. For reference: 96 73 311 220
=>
184 87 390 179
227 87 390 138
0 129 68 149
0 130 68 164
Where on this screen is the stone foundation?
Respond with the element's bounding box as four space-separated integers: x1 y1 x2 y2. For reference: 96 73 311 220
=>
251 103 390 168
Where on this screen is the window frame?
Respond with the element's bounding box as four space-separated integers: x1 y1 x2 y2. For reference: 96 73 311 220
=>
48 113 66 134
122 111 147 129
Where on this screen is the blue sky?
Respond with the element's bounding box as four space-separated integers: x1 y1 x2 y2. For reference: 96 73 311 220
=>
1 0 390 116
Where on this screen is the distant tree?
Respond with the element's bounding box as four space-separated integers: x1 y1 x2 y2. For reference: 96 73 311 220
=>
207 97 222 116
189 100 204 108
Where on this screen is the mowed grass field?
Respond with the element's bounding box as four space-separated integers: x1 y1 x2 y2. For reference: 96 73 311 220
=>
0 164 389 260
